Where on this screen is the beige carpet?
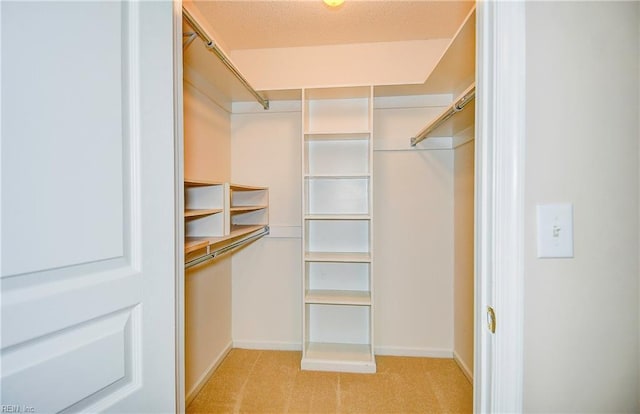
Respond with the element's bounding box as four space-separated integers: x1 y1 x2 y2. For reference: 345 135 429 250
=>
187 349 472 414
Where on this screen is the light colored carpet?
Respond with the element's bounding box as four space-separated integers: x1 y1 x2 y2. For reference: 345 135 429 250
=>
187 349 472 414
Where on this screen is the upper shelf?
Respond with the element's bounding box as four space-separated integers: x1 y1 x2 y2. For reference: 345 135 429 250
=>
230 184 267 192
183 5 268 111
185 178 223 187
304 132 370 141
410 83 476 146
374 7 476 98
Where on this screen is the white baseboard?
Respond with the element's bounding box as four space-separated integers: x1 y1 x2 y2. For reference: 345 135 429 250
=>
185 341 233 406
453 350 473 383
374 346 453 358
232 340 302 351
228 342 460 363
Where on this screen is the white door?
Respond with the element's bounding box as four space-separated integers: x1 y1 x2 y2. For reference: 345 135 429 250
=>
1 1 178 412
475 1 526 412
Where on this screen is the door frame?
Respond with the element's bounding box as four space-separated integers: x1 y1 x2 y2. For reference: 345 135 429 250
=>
172 1 186 413
171 0 528 412
474 0 526 412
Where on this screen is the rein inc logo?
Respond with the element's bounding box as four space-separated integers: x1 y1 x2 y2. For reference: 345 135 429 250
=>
1 406 35 413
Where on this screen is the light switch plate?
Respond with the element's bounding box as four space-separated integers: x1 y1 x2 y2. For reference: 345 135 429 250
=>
536 203 574 258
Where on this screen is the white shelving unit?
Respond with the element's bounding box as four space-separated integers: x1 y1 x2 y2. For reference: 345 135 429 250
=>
185 180 269 263
185 179 226 242
301 86 376 373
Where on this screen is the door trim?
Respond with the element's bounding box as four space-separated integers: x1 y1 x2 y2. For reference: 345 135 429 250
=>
173 1 186 412
475 1 526 412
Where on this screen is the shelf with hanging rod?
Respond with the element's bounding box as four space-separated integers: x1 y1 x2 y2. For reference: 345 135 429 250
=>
182 6 269 110
185 225 270 269
410 83 475 147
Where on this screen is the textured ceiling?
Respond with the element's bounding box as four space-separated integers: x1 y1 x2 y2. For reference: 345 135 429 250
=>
191 1 475 51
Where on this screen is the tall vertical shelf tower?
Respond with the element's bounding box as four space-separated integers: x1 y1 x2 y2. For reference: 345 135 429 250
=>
301 86 375 373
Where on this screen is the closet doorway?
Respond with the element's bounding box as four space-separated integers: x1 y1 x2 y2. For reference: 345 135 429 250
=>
175 1 526 412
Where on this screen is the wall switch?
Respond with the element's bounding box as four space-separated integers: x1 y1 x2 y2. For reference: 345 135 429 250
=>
536 203 574 258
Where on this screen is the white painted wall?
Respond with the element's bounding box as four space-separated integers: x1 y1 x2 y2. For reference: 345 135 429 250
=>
230 103 303 349
373 101 455 356
453 141 474 379
373 149 454 356
524 2 639 411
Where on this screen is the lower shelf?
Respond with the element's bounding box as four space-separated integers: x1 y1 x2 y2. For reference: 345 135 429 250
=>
305 289 371 306
304 252 371 263
301 342 376 373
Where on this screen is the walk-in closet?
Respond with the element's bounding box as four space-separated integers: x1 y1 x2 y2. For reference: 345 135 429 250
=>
181 1 476 411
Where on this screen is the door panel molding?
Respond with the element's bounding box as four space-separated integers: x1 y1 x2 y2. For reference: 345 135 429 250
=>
3 305 142 413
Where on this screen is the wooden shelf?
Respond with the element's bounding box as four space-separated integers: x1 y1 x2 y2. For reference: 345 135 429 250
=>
304 252 371 263
305 290 371 306
230 184 267 191
304 173 369 179
230 205 268 213
302 342 375 373
184 178 223 187
185 238 209 254
305 86 372 100
185 208 223 218
304 131 370 141
304 214 370 221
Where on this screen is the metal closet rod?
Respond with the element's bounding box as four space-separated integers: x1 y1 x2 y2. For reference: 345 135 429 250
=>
182 7 269 110
410 84 476 147
185 226 270 269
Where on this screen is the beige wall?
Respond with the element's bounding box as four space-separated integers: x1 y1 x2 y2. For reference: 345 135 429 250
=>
183 72 233 399
185 258 232 400
453 141 474 379
183 82 231 182
524 2 639 411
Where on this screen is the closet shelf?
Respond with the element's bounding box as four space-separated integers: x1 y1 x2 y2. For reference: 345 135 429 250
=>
304 252 371 263
302 343 375 373
304 214 370 221
230 183 267 191
184 178 223 187
305 290 371 306
185 208 223 218
185 239 209 254
304 173 370 179
304 131 370 141
410 83 475 147
230 205 268 213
